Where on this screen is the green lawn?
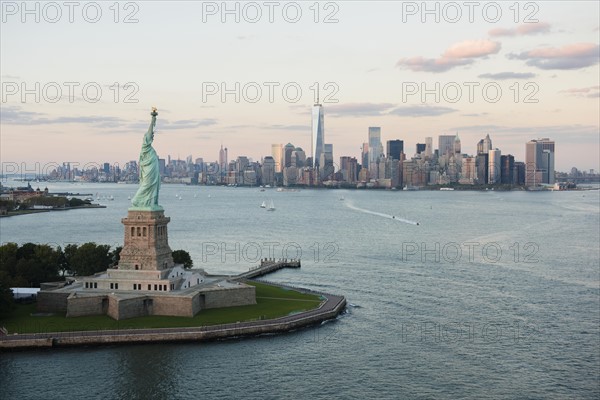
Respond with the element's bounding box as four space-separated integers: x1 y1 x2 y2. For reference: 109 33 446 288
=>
0 281 323 334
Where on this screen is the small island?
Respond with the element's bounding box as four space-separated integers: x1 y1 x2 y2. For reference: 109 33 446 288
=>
0 183 105 217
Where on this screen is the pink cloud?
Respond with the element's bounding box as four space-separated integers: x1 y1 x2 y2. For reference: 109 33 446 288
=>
561 86 600 98
509 43 599 70
397 40 500 73
442 40 501 59
527 43 598 58
489 23 551 37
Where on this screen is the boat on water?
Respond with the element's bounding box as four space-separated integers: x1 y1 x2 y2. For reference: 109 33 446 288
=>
260 200 266 208
440 187 454 191
527 185 544 191
340 196 345 201
403 185 419 191
266 199 275 211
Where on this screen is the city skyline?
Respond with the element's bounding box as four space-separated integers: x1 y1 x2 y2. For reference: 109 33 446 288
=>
1 2 599 171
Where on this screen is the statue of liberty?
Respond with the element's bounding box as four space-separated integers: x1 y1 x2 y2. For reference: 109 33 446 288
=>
131 107 162 210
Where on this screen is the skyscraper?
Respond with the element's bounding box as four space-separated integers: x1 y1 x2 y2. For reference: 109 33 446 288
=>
425 137 433 158
283 143 295 168
271 144 283 173
219 144 227 173
368 127 383 171
453 133 461 156
488 148 501 184
320 144 334 180
386 140 403 160
340 156 358 183
312 103 325 168
361 143 369 169
261 156 275 186
501 154 515 184
525 138 554 185
482 134 492 154
438 135 455 156
416 143 426 154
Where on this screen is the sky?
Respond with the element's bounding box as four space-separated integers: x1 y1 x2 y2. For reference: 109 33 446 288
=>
1 1 599 172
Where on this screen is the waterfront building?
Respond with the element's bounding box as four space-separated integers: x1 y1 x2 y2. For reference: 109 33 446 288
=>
460 156 477 184
501 154 515 184
525 138 554 186
476 153 489 184
488 149 501 184
340 156 358 183
262 156 276 186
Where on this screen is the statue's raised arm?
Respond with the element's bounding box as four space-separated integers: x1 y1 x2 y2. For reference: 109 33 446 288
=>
130 108 162 211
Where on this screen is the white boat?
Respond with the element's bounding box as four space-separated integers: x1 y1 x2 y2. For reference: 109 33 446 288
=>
339 196 345 201
266 199 275 211
260 200 266 208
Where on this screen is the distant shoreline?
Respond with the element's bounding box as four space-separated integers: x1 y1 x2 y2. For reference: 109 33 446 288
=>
0 204 106 218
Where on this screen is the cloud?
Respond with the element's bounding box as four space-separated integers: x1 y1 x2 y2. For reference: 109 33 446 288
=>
560 86 600 98
388 105 457 117
508 43 599 70
1 74 20 80
0 106 124 128
0 106 217 131
221 123 307 131
489 23 551 37
326 103 395 117
462 113 489 117
262 124 307 131
396 57 472 73
478 72 537 80
450 124 600 142
397 40 501 73
442 40 502 58
161 119 217 129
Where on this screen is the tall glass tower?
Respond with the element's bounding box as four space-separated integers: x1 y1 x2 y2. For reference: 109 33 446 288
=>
368 127 383 167
312 103 325 168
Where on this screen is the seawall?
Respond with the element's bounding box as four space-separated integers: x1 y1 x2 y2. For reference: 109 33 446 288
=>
0 290 346 350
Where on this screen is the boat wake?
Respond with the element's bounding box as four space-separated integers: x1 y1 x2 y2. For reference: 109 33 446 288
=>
345 202 419 225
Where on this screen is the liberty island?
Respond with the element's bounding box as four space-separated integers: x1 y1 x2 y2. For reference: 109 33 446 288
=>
34 108 257 319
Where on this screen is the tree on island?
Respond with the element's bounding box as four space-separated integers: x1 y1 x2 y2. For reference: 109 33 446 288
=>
172 250 193 269
0 243 61 287
65 243 112 277
0 280 14 316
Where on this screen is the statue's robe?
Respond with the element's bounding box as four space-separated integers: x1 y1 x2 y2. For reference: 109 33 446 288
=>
131 115 160 209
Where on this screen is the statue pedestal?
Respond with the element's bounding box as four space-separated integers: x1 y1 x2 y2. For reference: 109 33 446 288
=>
118 209 174 272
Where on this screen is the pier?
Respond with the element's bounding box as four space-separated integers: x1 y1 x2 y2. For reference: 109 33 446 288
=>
236 258 301 279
